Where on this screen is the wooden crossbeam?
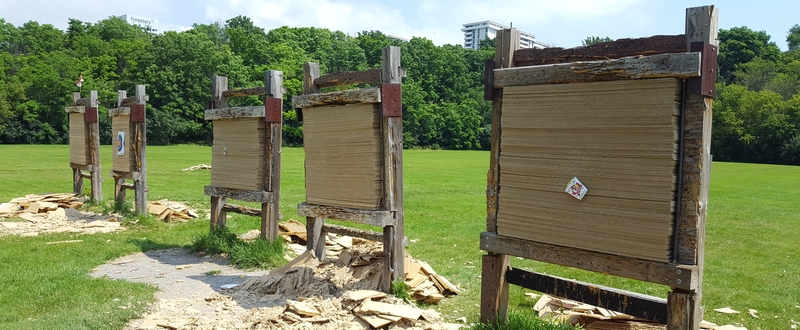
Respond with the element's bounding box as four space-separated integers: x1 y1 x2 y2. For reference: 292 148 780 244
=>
494 52 700 87
204 106 266 121
297 202 394 227
222 203 261 217
514 35 687 65
480 232 696 290
222 86 267 98
314 68 382 88
505 268 668 323
203 185 273 203
292 87 381 109
121 94 149 106
322 223 383 242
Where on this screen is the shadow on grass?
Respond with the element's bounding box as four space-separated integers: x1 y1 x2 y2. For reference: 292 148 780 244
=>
127 237 184 252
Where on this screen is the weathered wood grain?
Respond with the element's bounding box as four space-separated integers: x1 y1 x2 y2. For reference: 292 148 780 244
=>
222 86 267 98
506 268 668 323
314 68 382 88
263 70 283 241
322 223 383 242
514 35 686 65
494 52 700 87
480 232 697 290
381 45 404 292
64 106 85 114
480 253 510 325
204 106 266 121
108 107 131 117
292 87 381 108
203 185 273 203
222 203 262 217
296 202 394 227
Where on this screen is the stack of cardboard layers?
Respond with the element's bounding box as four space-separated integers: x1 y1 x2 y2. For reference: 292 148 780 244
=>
211 118 267 191
302 103 383 210
112 115 136 173
69 113 89 165
497 78 682 262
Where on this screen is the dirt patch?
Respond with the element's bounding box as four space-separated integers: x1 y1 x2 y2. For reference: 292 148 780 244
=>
91 246 466 330
0 207 123 237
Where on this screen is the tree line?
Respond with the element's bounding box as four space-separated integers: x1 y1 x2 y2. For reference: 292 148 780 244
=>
0 16 799 164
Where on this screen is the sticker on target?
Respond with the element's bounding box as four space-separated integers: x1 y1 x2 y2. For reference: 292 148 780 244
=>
565 177 588 200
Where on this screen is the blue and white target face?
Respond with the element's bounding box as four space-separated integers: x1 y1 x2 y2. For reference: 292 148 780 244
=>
117 131 125 155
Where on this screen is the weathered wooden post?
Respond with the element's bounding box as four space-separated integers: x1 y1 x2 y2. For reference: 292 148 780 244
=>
109 85 149 214
66 90 101 201
478 6 717 329
204 71 284 240
293 46 405 293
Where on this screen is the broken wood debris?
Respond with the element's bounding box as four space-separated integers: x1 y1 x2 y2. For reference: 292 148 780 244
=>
533 294 749 330
147 200 198 222
181 164 211 171
0 193 85 218
276 219 462 303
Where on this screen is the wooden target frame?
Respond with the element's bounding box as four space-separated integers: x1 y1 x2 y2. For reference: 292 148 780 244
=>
204 71 284 240
66 90 102 201
292 46 404 293
479 6 717 329
108 85 148 214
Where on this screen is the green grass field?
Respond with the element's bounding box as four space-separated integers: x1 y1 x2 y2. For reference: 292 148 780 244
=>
0 145 798 329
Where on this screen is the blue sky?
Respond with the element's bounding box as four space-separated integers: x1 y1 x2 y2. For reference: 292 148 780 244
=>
1 0 798 50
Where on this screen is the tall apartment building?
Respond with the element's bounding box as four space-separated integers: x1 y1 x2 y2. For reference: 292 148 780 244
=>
117 14 159 33
461 20 550 50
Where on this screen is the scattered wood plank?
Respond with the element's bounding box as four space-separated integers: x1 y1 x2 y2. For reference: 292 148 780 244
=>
46 239 83 245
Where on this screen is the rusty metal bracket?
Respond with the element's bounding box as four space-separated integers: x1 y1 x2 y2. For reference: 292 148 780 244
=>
484 59 495 100
687 42 718 97
265 97 282 123
380 83 402 117
84 107 98 123
131 104 146 123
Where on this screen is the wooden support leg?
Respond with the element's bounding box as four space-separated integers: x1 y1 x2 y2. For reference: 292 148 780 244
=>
480 253 510 325
210 196 227 231
134 178 146 215
114 178 126 206
381 225 395 293
260 202 278 241
73 168 84 195
306 216 326 260
667 289 702 330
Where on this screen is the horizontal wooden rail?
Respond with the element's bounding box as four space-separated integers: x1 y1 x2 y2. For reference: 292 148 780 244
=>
108 107 131 116
204 185 273 203
297 202 394 227
480 232 696 290
292 87 381 109
64 106 85 114
74 98 92 106
506 268 668 323
322 223 383 242
222 86 267 98
223 203 261 217
121 94 149 106
514 34 687 65
493 52 700 87
204 106 265 121
314 68 382 88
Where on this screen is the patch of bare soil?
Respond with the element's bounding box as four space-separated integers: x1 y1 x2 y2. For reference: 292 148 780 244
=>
91 244 465 330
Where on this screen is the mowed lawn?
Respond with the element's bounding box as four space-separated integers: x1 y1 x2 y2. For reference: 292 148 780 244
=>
0 145 798 329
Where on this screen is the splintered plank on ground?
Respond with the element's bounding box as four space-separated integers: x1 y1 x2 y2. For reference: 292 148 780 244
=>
497 78 681 262
302 103 383 210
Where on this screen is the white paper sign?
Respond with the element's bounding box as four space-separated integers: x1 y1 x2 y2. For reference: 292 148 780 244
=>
116 131 125 155
565 177 588 200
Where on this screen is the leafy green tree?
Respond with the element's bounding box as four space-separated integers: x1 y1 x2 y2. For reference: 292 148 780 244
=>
718 27 781 82
581 36 613 45
787 24 800 51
